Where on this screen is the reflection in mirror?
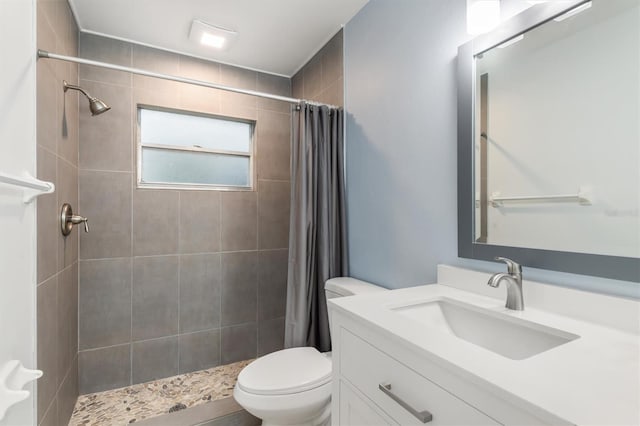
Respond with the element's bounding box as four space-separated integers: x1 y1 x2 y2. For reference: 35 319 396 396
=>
473 0 639 258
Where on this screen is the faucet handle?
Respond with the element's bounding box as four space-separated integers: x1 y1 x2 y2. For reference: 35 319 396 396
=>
494 257 522 275
70 215 89 233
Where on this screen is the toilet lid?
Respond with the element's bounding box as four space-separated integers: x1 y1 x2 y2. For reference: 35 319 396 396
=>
237 347 332 395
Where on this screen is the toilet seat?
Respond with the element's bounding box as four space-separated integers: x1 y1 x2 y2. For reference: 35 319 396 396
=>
237 347 331 396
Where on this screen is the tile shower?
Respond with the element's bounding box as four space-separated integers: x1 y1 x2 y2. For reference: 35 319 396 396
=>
76 34 292 394
35 1 343 419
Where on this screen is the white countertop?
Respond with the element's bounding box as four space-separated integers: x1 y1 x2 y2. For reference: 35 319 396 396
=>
328 267 640 426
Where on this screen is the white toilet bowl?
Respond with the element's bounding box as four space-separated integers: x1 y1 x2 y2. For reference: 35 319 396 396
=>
233 347 332 426
234 278 387 426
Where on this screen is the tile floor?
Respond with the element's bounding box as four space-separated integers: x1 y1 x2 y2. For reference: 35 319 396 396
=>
69 359 252 425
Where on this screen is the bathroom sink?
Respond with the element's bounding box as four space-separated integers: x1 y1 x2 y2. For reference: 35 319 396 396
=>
391 298 579 360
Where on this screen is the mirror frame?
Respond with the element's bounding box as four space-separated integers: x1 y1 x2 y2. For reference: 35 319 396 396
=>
457 0 640 283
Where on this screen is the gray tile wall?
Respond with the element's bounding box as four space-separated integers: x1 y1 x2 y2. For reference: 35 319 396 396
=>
77 34 292 394
292 30 344 107
36 0 80 424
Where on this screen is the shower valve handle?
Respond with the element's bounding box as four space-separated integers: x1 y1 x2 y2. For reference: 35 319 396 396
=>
60 203 89 235
70 215 89 233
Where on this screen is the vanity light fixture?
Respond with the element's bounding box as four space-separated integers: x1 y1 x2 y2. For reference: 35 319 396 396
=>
467 0 501 35
554 1 592 22
497 34 524 48
189 20 237 50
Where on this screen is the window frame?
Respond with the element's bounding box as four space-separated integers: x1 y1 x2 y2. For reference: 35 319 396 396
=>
136 104 256 191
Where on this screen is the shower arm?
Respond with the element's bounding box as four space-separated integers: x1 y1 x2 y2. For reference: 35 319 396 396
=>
63 81 90 98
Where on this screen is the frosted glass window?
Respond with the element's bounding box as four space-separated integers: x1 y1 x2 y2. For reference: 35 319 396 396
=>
140 108 252 152
141 148 250 186
138 106 254 189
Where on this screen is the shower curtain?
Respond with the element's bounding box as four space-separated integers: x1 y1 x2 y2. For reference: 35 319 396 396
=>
285 102 348 352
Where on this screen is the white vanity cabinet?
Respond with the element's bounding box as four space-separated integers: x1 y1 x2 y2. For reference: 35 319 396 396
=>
331 309 566 426
330 267 640 426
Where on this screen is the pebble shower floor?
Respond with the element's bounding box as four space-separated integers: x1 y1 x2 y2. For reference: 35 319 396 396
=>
69 359 252 425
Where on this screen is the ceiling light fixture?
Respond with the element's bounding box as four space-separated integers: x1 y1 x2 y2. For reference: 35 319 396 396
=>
200 33 226 49
554 1 592 22
189 20 237 50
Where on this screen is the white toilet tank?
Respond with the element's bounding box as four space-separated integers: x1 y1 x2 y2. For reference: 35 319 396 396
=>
325 278 386 344
325 277 386 300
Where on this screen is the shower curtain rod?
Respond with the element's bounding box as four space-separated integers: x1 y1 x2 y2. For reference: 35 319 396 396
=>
37 49 337 108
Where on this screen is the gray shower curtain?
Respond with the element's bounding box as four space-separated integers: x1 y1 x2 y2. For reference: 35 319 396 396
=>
284 102 348 352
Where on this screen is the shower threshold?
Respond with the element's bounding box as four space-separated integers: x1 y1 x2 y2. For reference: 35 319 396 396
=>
69 359 253 425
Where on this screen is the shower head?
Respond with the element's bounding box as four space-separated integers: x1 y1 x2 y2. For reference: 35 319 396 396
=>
87 97 111 116
63 80 111 116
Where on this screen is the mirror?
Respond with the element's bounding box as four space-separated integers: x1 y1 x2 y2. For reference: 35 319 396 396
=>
457 0 640 282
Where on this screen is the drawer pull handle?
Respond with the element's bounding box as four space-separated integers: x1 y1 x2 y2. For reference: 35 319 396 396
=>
378 383 433 423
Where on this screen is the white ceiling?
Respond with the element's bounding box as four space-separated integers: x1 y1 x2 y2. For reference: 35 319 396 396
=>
68 0 369 77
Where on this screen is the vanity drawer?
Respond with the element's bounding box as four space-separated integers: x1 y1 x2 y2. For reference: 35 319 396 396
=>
340 329 500 426
339 380 397 426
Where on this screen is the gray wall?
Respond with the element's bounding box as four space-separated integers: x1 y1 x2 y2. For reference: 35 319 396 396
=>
76 34 291 394
344 0 638 298
344 0 468 289
292 30 344 107
36 0 80 424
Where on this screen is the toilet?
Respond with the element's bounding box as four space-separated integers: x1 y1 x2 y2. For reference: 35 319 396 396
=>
233 277 386 426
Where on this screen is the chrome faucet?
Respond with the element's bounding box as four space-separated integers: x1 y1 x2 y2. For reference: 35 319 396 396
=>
487 257 524 311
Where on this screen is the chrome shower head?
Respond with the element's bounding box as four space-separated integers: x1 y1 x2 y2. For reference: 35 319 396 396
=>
63 80 111 116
